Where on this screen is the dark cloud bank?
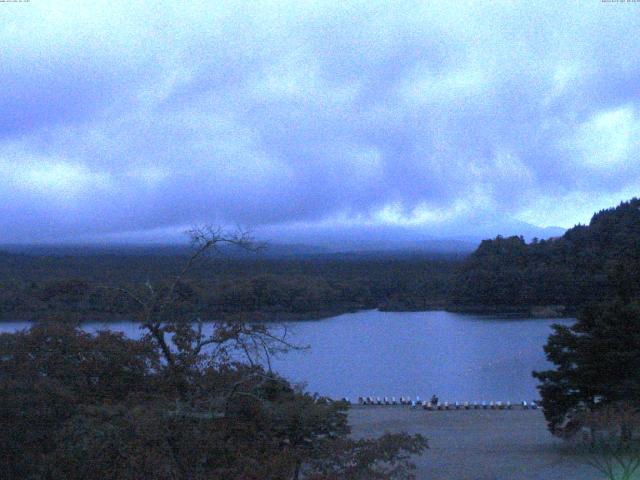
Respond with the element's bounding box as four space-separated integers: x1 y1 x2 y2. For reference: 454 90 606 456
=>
1 1 639 246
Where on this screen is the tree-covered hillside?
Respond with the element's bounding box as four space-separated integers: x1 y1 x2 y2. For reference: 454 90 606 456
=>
451 198 640 313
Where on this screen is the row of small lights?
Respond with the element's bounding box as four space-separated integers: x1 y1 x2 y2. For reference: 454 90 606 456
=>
346 397 539 409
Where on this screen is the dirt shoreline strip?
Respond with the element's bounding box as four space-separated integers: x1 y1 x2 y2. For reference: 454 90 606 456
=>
349 407 603 480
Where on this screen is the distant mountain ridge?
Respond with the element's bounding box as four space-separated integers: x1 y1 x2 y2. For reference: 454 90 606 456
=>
0 220 564 258
1 209 565 256
254 218 565 254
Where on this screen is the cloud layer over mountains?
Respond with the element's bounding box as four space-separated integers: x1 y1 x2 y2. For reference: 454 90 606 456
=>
1 1 639 243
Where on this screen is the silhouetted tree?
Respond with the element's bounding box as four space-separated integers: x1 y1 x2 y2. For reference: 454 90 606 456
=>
533 297 640 437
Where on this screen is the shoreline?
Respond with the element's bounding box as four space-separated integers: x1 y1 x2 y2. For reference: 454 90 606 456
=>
349 406 598 480
0 304 576 323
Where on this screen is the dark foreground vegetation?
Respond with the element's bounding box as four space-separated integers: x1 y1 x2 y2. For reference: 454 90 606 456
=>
534 296 640 437
533 289 640 479
0 322 426 480
0 230 427 480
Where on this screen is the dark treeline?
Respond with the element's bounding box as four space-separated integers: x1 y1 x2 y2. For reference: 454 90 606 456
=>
451 198 640 314
3 198 640 321
0 251 460 321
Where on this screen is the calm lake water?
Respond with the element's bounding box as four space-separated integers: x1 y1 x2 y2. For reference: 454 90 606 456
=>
0 310 573 403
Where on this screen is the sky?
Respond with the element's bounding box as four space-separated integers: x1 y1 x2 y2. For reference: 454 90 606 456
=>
1 1 639 244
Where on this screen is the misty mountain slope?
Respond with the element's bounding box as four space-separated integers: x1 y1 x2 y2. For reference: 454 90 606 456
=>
255 217 565 254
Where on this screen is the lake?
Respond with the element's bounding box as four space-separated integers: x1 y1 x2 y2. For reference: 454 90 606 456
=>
0 310 573 403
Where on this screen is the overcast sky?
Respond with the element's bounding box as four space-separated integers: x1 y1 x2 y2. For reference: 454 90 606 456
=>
1 1 639 243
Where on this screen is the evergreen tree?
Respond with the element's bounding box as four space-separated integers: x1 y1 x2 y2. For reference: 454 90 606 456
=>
533 298 640 436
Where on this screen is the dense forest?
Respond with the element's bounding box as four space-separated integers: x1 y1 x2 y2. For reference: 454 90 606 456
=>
0 251 459 321
451 198 640 315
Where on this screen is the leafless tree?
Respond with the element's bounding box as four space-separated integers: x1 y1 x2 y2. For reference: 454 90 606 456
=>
101 226 299 405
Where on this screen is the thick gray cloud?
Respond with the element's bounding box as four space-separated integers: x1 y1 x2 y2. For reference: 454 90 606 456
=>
1 1 639 242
